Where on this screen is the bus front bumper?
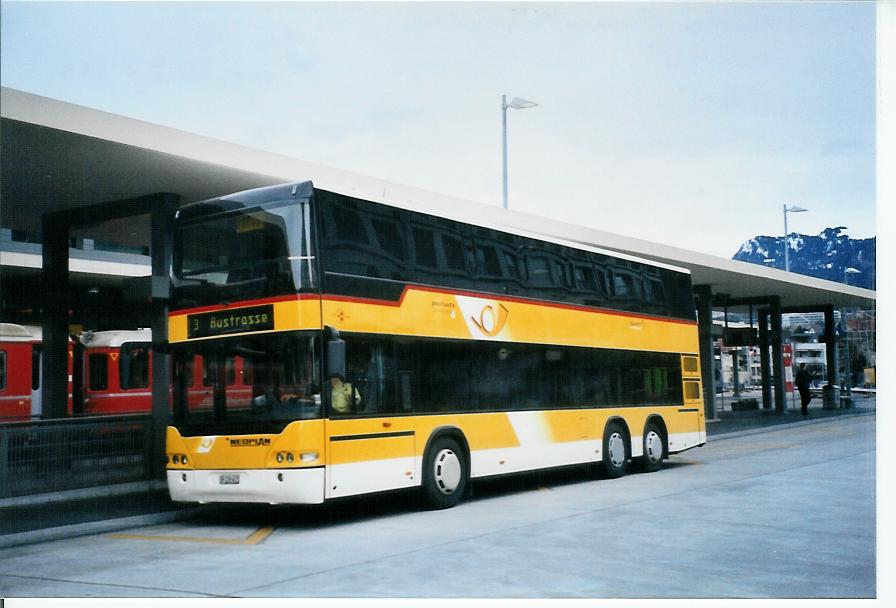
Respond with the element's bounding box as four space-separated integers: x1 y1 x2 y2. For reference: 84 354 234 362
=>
167 467 325 504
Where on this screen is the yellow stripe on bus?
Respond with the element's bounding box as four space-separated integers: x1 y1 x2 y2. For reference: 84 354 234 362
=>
168 405 703 470
168 289 697 353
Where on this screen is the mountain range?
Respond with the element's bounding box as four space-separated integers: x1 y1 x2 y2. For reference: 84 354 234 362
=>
732 227 875 290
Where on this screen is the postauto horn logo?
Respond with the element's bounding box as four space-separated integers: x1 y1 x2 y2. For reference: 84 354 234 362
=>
471 303 510 337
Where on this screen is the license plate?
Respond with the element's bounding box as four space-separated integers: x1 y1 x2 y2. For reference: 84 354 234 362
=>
219 474 240 485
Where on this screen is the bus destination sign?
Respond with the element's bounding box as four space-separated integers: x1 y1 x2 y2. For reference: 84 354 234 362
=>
188 305 275 338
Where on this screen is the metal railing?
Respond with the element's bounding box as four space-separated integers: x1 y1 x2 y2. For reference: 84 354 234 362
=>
0 415 154 498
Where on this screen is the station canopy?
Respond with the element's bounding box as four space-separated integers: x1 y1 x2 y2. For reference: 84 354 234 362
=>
1 87 875 311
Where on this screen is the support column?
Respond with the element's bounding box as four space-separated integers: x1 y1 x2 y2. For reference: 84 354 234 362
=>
759 309 772 409
823 305 837 387
732 348 741 397
150 195 179 478
770 296 785 414
694 285 716 419
40 215 70 419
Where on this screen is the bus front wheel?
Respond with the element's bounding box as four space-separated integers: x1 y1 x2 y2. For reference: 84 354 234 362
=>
422 437 467 510
602 422 629 479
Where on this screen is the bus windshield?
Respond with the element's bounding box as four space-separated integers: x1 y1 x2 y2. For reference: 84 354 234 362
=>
172 199 314 309
171 331 322 436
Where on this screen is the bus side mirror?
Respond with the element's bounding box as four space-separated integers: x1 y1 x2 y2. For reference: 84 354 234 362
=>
327 337 346 380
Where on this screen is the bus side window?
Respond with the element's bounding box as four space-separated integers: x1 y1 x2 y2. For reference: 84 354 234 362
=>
202 358 215 387
88 353 108 391
184 356 195 387
399 370 414 412
345 339 396 416
225 357 236 386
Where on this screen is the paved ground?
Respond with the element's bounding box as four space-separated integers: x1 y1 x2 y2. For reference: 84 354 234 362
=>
0 412 876 599
0 393 874 539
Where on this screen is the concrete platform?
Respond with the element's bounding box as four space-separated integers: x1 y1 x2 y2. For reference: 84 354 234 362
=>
0 414 876 598
0 396 876 549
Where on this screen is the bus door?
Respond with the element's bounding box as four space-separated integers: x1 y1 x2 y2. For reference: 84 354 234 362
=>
326 339 416 499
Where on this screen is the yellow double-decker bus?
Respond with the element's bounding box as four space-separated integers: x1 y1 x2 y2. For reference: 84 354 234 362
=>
165 182 705 509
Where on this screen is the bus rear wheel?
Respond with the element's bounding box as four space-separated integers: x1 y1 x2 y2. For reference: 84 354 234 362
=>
640 422 664 473
602 422 629 479
422 437 467 510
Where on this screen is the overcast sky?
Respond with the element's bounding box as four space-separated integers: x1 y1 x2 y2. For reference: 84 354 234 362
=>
0 1 877 258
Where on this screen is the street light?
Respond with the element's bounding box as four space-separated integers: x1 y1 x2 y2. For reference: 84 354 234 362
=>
502 95 539 209
782 204 808 272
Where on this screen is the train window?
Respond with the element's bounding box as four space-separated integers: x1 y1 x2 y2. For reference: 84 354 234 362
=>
120 343 150 390
88 353 108 391
0 351 6 390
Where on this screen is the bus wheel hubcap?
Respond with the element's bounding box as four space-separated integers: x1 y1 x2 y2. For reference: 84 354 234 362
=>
645 431 662 463
434 449 461 495
608 433 625 467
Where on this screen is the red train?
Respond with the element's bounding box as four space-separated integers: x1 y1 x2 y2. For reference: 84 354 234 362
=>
81 328 253 414
1 325 252 419
0 323 74 420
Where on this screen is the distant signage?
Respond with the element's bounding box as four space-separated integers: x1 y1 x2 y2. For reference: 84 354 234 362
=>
187 305 274 338
723 327 758 347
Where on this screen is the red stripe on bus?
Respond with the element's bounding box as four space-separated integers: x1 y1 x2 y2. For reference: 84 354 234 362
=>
322 285 697 326
171 294 320 315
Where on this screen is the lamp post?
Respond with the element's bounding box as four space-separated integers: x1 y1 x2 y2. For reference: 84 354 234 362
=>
502 95 538 210
842 267 861 399
782 204 808 272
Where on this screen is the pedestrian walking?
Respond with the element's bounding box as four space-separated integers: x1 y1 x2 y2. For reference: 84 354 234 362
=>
795 363 814 415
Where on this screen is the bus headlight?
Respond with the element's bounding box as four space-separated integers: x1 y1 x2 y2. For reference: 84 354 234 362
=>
276 453 284 463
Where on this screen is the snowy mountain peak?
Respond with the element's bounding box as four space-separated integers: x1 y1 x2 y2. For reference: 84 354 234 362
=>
732 228 875 289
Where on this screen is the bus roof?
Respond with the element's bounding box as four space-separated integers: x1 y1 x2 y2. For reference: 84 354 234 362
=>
180 181 691 276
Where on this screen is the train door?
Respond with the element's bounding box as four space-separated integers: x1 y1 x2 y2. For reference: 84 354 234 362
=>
30 343 41 416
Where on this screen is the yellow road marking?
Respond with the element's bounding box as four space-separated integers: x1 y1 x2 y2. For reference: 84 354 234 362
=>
106 525 275 545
